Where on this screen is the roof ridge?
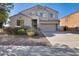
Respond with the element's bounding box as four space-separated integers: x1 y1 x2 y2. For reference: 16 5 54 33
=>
10 4 58 17
60 10 79 19
19 12 32 18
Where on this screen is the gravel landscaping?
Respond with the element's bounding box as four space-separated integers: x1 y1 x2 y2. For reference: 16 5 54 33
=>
0 33 51 46
0 28 51 46
0 45 79 56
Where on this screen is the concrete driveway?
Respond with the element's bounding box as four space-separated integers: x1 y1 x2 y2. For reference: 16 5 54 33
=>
43 31 79 48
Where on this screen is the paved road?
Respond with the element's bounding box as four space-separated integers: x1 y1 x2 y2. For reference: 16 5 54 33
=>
43 32 79 48
0 45 79 56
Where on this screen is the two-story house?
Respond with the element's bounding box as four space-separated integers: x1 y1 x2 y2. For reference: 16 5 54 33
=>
10 5 59 32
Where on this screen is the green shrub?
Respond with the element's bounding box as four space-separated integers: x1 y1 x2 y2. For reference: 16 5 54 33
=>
4 27 27 35
17 28 26 35
4 26 38 36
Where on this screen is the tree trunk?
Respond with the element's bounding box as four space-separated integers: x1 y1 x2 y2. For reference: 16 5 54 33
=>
0 22 3 28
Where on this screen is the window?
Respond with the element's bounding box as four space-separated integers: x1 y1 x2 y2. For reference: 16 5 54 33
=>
55 15 58 19
40 12 43 17
17 20 24 26
37 11 46 17
49 13 53 18
17 20 20 26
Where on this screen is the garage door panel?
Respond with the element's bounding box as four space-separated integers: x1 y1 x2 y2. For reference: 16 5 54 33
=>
40 23 56 32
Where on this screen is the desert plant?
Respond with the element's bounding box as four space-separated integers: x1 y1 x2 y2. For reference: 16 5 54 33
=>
26 27 36 37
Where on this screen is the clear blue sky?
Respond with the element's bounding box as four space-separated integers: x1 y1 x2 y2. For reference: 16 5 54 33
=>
10 3 79 19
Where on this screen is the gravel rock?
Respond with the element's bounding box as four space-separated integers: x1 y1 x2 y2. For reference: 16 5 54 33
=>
0 45 79 56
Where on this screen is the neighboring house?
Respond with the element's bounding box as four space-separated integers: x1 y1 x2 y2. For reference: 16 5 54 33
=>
60 11 79 31
10 5 59 32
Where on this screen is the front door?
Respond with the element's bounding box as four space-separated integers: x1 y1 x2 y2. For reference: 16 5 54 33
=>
32 19 37 29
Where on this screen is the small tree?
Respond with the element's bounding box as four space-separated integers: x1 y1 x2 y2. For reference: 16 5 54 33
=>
0 3 14 28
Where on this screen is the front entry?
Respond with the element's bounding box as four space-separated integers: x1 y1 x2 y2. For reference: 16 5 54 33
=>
32 19 37 29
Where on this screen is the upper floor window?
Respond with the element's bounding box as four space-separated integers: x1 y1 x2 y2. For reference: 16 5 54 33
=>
40 12 44 17
49 13 53 18
37 11 46 17
55 15 58 19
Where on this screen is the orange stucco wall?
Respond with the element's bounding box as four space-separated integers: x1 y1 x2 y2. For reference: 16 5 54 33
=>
60 11 79 28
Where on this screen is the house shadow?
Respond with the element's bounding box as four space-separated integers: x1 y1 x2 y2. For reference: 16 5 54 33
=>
60 26 79 34
32 31 55 39
42 31 56 37
65 31 79 34
44 34 55 37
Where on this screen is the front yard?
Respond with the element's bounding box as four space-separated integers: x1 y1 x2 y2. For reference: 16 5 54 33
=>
1 29 79 56
0 27 51 46
0 32 51 46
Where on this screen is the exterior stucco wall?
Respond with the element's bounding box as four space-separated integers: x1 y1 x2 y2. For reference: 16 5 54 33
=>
60 11 79 28
60 17 67 27
10 14 32 28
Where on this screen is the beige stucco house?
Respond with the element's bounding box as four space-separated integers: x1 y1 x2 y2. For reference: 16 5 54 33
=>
60 11 79 31
10 5 59 32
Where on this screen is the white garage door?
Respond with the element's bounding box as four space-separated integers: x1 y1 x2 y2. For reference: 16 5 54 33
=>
40 23 57 32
